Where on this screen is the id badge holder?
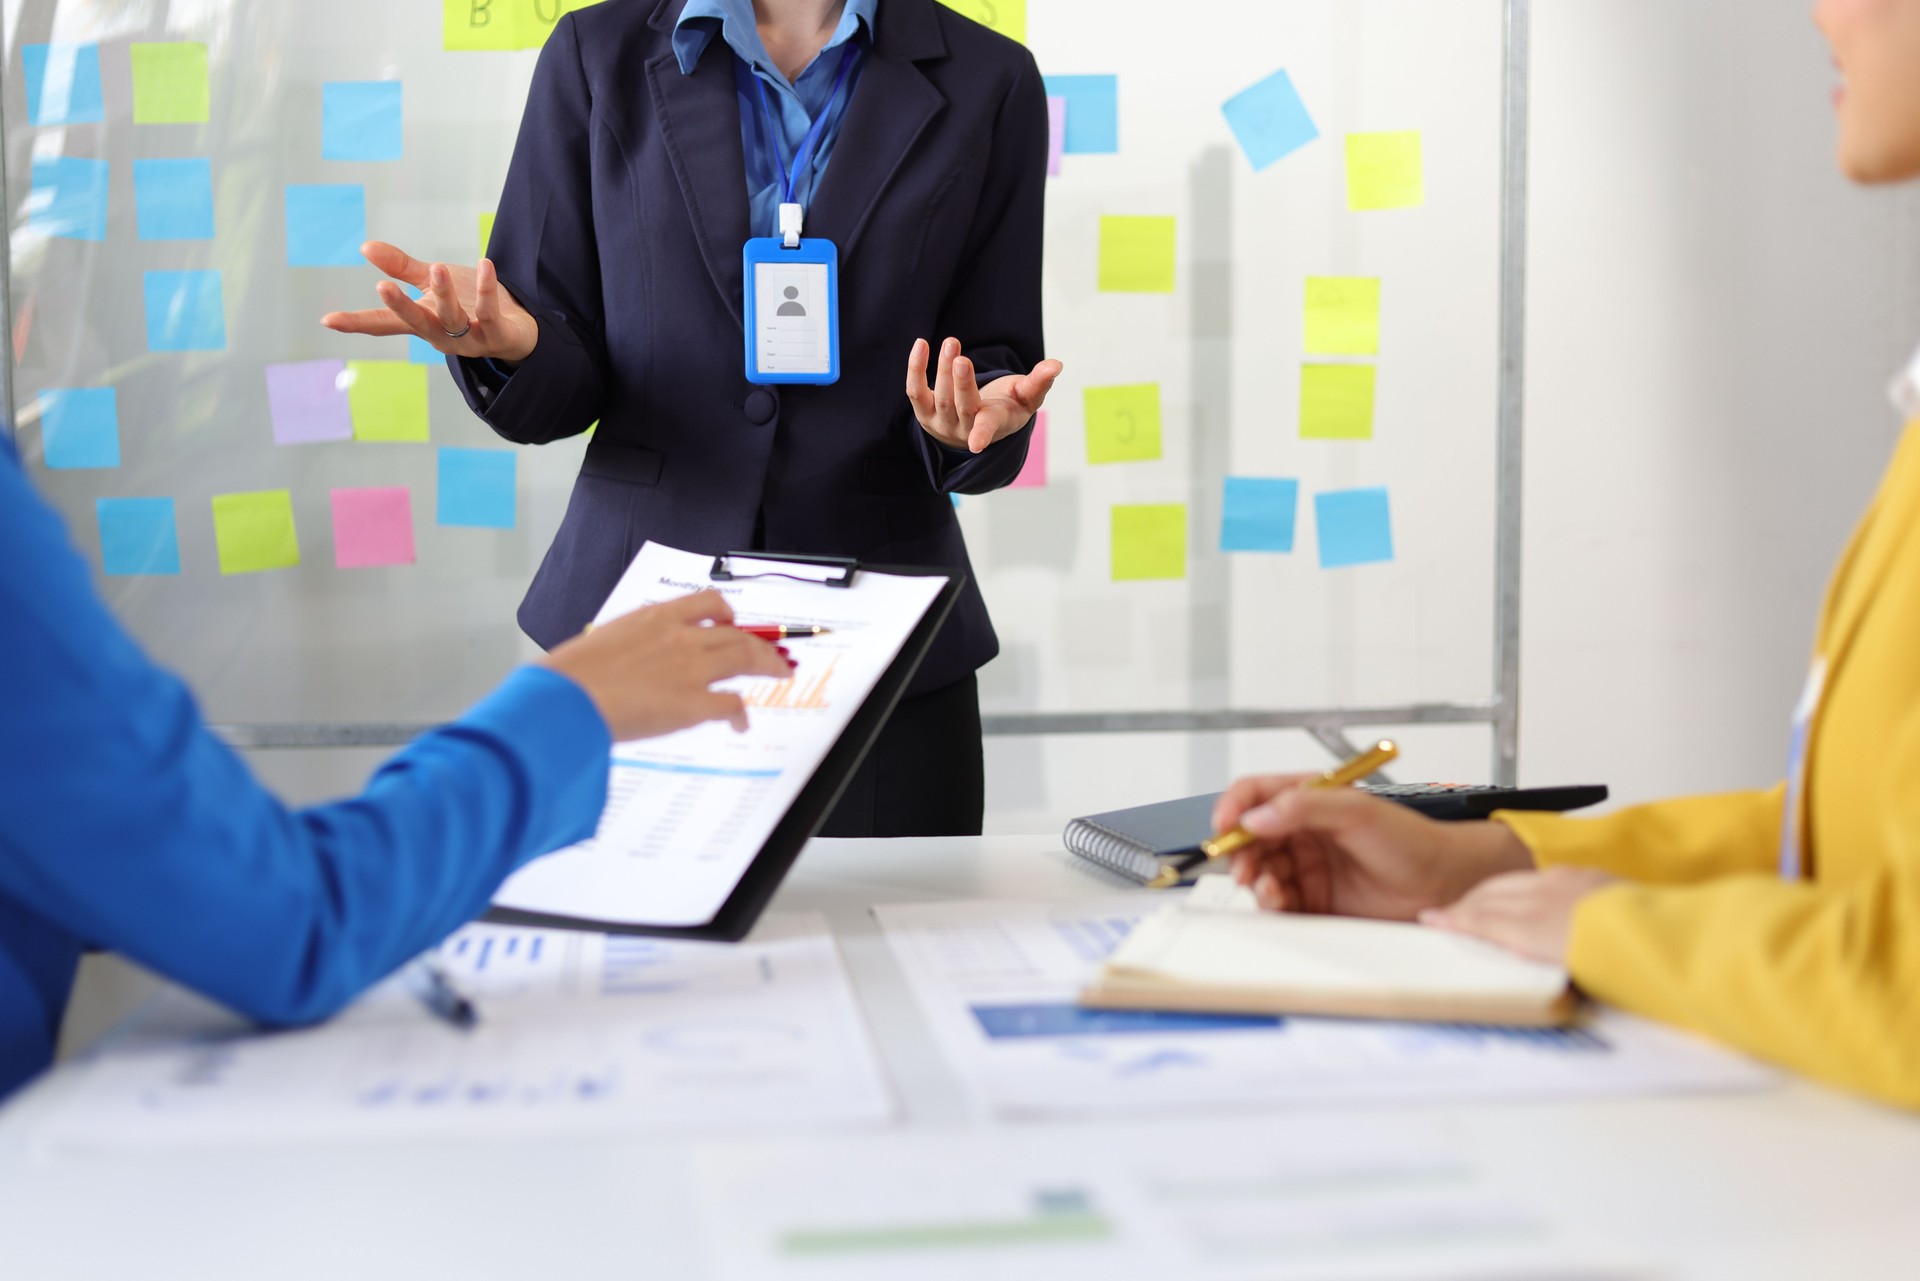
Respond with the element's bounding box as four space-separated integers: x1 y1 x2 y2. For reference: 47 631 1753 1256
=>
743 236 840 386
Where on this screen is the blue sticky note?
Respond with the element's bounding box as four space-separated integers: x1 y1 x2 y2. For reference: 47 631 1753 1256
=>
28 156 108 241
322 81 403 162
1221 477 1299 553
144 270 227 351
1221 69 1319 171
40 387 119 469
23 44 104 125
437 447 516 529
132 158 215 240
1315 487 1394 569
97 498 181 575
409 335 439 365
1042 75 1118 154
285 183 367 267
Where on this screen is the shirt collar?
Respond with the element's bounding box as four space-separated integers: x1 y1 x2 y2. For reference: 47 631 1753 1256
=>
1894 342 1920 423
673 0 877 80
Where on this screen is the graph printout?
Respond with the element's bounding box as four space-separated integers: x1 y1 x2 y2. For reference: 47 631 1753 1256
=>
492 543 946 929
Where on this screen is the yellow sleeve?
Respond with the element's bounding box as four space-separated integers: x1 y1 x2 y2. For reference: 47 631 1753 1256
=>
1494 785 1783 884
1567 871 1920 1108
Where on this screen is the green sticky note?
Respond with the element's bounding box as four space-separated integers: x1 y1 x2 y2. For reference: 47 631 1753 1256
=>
1083 384 1162 464
1300 364 1377 440
1112 504 1187 581
479 212 496 262
1098 215 1175 293
443 0 520 49
1346 132 1425 211
130 43 209 124
1304 277 1380 356
935 0 1027 42
212 490 300 575
346 360 430 443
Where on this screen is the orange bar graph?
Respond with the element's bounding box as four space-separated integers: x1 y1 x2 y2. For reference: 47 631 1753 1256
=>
743 656 839 711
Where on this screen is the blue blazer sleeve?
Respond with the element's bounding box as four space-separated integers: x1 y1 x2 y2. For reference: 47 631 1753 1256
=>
0 454 610 1036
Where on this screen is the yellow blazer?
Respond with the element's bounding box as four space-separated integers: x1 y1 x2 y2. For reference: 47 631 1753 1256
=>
1498 420 1920 1108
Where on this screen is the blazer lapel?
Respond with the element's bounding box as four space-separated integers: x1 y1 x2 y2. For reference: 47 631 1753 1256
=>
646 47 753 327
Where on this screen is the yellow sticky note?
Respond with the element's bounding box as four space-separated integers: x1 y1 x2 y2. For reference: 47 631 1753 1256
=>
1300 364 1377 440
130 43 209 124
479 212 496 262
1112 504 1187 581
443 0 522 49
1304 277 1381 356
1098 216 1176 294
1084 384 1162 464
1346 132 1425 211
346 361 430 443
936 0 1027 43
212 491 300 575
518 0 606 49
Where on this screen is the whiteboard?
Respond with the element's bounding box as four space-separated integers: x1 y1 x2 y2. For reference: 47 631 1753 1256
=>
4 0 1502 728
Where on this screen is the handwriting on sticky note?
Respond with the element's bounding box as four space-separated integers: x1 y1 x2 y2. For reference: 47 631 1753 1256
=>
1084 384 1162 464
1315 487 1394 568
1299 364 1376 441
1220 477 1299 553
1221 69 1319 172
331 487 417 569
1112 504 1187 581
1009 412 1047 489
129 43 209 124
212 490 301 575
1346 132 1425 211
443 0 606 51
1304 278 1380 357
346 361 430 443
1098 216 1176 294
936 0 1026 42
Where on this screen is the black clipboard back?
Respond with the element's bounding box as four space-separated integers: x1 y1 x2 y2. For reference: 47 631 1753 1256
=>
485 556 965 943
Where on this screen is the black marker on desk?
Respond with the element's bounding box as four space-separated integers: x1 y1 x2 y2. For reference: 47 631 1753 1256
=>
406 955 479 1031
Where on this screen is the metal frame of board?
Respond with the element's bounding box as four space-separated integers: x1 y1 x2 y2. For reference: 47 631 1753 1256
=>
0 0 1532 786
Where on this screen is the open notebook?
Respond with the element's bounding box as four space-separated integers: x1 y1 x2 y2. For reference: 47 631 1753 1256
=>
1081 877 1576 1027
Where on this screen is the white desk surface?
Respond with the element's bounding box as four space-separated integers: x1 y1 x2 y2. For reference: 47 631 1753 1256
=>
2 835 1918 1280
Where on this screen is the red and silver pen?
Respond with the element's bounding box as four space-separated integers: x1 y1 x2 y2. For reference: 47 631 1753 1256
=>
735 624 832 641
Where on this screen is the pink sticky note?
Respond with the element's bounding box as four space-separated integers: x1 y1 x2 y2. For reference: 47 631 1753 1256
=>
1010 412 1048 489
1046 97 1066 177
330 486 416 568
266 358 352 445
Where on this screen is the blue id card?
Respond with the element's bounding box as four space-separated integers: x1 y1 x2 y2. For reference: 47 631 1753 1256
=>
743 237 840 385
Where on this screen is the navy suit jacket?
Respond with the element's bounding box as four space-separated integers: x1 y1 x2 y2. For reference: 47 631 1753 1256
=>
455 0 1047 695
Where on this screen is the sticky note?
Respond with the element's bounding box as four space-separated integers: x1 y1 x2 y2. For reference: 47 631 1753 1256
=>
1042 75 1118 154
444 0 521 50
132 158 214 240
479 212 496 261
23 44 104 125
28 157 109 242
286 184 367 267
1346 131 1425 211
1304 277 1380 356
1315 487 1394 568
265 359 352 445
345 361 430 443
1221 69 1319 172
438 446 517 528
212 490 300 575
323 82 403 162
130 43 210 125
144 270 226 352
331 487 417 569
519 0 606 48
1084 384 1161 464
40 388 119 469
1009 411 1047 489
97 498 180 576
1112 504 1187 581
1221 477 1299 553
409 336 441 365
1046 97 1065 177
1098 216 1175 294
936 0 1026 43
1299 364 1376 441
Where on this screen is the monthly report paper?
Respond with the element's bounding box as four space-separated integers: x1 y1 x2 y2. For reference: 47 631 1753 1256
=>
493 543 946 929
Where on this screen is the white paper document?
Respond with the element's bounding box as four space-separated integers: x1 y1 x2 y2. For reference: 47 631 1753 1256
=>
34 914 892 1149
494 543 946 929
875 897 1777 1119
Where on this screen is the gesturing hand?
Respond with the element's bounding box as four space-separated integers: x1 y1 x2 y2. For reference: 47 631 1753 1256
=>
906 337 1063 454
1419 867 1620 965
539 591 794 742
320 241 540 365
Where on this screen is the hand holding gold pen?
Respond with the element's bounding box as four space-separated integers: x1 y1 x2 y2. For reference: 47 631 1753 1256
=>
1145 740 1401 890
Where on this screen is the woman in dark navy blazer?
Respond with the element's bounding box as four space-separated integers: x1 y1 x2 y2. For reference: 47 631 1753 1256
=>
327 0 1060 837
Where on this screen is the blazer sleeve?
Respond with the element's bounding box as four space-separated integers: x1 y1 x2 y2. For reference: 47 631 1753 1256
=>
449 14 608 446
912 50 1050 495
1495 786 1784 883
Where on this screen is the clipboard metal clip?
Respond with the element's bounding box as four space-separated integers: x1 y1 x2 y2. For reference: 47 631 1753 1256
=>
710 551 858 589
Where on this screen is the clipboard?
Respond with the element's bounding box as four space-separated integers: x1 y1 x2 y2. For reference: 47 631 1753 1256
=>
486 551 966 943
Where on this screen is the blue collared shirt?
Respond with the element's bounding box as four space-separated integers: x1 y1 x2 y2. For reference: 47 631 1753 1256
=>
672 0 876 240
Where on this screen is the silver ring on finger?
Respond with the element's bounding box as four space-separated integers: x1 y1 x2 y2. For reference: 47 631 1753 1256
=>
442 321 472 339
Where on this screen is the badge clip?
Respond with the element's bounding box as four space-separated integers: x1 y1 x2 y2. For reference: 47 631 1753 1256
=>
778 202 804 250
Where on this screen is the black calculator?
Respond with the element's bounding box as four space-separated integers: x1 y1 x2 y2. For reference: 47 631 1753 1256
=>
1362 782 1609 822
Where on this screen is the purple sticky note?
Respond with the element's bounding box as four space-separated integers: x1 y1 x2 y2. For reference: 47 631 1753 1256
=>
330 486 416 568
266 359 352 445
1010 411 1048 489
1046 97 1066 177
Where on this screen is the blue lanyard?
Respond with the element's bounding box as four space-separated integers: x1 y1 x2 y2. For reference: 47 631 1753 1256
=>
754 42 861 217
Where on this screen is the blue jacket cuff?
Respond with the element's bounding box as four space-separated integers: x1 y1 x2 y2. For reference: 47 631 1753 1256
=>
451 666 610 864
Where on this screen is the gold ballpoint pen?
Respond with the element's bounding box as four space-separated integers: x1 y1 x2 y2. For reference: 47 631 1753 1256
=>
1145 739 1401 889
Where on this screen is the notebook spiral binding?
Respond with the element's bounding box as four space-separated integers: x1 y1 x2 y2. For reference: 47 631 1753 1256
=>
1060 817 1163 884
